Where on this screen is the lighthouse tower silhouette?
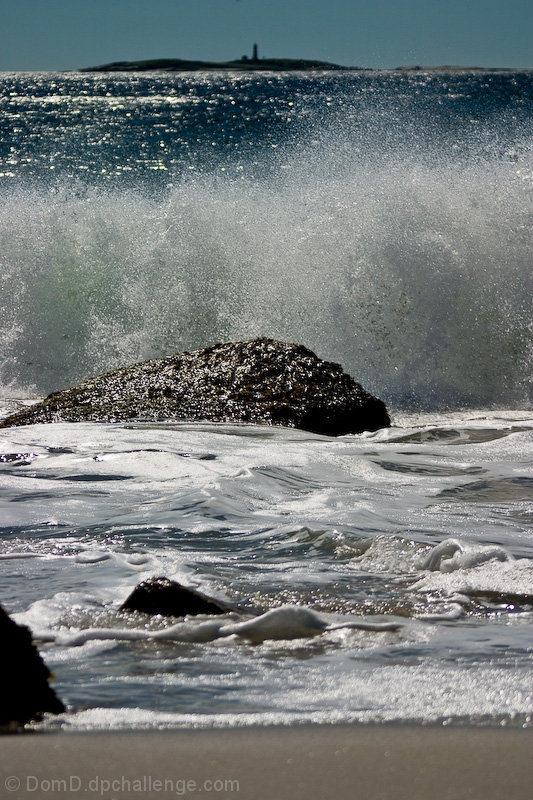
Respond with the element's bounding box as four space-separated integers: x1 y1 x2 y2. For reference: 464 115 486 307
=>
252 43 258 61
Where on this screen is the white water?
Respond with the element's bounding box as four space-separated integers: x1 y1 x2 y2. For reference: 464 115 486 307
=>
1 72 532 731
1 411 532 729
1 152 531 410
1 83 532 409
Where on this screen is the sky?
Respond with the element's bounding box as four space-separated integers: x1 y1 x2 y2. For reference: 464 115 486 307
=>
1 0 531 71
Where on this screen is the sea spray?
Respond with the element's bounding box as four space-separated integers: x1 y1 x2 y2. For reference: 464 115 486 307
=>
1 160 530 408
1 72 532 732
0 72 531 408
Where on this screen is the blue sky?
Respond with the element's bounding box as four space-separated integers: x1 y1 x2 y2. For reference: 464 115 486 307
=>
1 0 531 71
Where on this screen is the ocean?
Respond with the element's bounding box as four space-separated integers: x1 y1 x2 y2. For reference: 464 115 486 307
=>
0 69 531 730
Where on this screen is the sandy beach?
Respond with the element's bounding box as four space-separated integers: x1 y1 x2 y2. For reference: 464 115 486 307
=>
1 724 531 800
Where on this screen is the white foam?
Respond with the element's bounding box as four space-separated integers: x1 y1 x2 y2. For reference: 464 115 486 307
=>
416 538 513 573
218 606 328 642
34 605 404 649
1 139 531 409
0 552 46 560
40 658 533 731
413 552 533 602
75 551 111 564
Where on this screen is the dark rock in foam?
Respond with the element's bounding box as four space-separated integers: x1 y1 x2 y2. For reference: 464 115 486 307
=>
0 338 390 435
120 577 229 617
0 604 65 728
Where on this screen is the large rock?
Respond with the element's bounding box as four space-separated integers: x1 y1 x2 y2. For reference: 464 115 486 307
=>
0 604 65 728
120 577 230 617
0 338 390 435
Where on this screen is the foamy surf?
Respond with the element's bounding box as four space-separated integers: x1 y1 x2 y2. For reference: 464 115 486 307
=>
1 411 531 729
1 70 532 730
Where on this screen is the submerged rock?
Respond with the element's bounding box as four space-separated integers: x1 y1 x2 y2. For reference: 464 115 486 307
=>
120 577 230 617
0 604 65 728
0 338 390 435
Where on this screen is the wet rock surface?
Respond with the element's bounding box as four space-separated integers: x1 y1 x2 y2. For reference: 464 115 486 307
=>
0 604 65 728
120 577 230 617
0 338 390 435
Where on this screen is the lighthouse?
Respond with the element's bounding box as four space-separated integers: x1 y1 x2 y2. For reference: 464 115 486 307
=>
252 43 258 62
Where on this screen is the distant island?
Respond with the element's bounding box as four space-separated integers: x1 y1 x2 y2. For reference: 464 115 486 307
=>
81 59 522 74
79 44 529 72
81 44 520 74
82 43 354 73
81 56 354 73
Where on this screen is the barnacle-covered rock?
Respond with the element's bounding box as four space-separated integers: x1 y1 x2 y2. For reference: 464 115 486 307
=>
0 338 390 435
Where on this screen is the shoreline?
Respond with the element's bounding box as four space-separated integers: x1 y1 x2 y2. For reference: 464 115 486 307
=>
2 723 532 800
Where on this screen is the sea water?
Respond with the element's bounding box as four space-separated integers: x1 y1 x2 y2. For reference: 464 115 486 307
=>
0 70 531 730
